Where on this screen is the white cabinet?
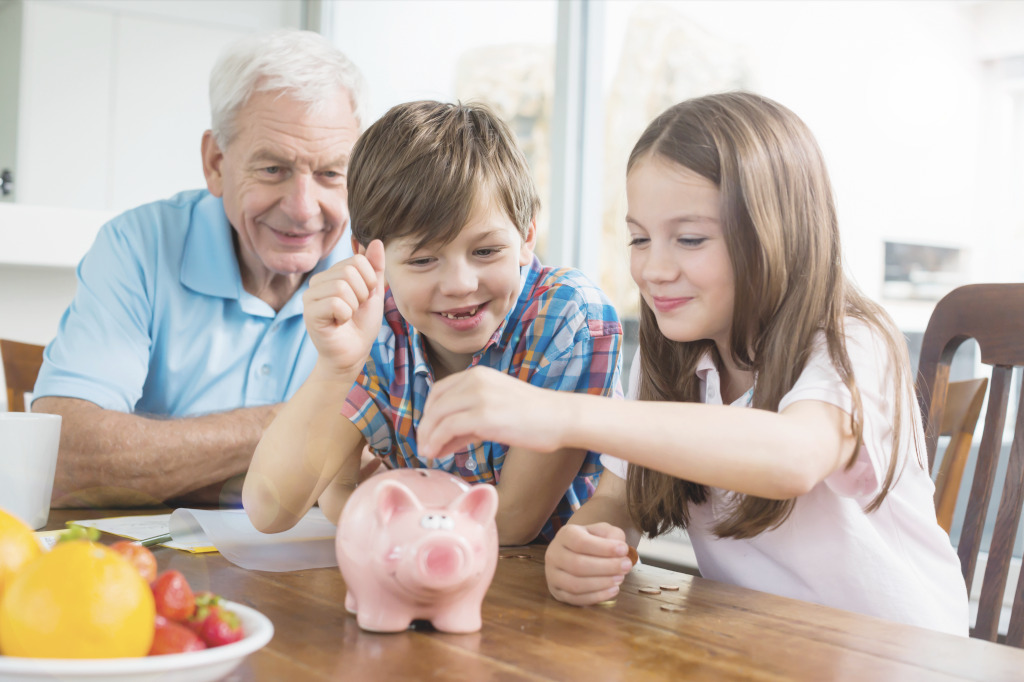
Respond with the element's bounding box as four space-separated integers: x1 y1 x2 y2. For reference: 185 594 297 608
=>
0 0 301 212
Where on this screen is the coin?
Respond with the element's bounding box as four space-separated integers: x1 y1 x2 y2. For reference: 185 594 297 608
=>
660 604 686 612
638 586 662 595
659 585 679 591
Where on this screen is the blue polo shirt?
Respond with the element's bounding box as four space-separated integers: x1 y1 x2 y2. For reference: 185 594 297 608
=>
33 189 352 417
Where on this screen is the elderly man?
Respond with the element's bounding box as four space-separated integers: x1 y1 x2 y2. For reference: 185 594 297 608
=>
32 29 367 507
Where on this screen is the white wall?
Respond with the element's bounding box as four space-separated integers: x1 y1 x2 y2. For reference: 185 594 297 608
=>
5 0 301 212
0 0 299 410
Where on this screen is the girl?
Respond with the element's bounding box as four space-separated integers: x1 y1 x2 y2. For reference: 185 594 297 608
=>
418 91 968 635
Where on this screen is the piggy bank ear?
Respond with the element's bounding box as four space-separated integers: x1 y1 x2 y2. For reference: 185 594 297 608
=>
375 481 423 526
449 484 499 526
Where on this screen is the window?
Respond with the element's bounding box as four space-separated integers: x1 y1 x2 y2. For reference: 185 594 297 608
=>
327 0 1024 372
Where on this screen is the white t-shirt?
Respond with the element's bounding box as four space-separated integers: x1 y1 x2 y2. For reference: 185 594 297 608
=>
602 321 969 635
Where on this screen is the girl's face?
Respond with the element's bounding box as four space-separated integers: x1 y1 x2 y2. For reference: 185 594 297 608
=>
626 155 735 351
383 193 536 376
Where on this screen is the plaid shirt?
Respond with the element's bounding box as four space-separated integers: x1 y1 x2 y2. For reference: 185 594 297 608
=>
341 256 623 542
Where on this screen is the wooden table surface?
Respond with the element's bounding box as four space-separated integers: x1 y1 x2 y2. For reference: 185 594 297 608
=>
44 508 1024 681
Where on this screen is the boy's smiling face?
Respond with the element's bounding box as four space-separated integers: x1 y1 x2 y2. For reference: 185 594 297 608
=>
383 192 536 377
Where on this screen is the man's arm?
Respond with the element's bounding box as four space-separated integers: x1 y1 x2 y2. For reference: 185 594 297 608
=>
34 396 279 507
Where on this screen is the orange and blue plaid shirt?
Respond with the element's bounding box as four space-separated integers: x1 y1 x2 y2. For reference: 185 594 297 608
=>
341 256 623 542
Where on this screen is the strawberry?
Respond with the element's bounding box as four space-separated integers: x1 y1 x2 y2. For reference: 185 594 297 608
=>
109 540 158 583
186 591 222 634
197 605 244 647
149 615 207 655
151 570 196 621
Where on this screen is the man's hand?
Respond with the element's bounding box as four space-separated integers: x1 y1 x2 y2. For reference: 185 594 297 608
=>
302 239 386 375
545 523 635 605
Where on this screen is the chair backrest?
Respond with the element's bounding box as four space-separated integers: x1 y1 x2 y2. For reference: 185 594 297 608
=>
932 377 988 533
0 339 45 412
917 283 1024 645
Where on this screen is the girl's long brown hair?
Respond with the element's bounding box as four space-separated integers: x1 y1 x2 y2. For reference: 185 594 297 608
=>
625 92 916 539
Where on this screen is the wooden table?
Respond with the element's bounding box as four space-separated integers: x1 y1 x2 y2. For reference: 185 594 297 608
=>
45 509 1024 681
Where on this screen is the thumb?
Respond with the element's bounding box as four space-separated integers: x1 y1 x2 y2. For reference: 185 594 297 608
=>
585 522 627 543
365 239 387 297
365 239 386 275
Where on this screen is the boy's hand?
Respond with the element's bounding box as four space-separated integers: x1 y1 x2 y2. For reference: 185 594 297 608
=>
545 523 635 605
418 366 566 459
302 239 386 375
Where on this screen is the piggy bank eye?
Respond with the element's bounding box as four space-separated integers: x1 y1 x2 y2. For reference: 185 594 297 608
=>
420 514 455 530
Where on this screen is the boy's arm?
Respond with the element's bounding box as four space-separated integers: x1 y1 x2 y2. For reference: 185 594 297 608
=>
244 241 387 533
242 362 365 533
494 446 588 545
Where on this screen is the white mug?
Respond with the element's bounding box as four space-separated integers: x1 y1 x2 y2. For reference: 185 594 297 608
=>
0 413 62 529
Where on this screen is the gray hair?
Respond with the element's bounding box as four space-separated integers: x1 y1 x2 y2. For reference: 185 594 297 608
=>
209 29 368 148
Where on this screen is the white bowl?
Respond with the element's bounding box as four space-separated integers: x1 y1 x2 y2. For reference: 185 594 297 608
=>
0 600 273 682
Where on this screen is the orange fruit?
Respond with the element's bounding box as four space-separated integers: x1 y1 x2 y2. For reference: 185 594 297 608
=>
0 540 155 658
0 507 42 604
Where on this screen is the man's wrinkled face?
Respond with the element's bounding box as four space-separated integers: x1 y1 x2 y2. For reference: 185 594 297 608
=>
203 88 360 286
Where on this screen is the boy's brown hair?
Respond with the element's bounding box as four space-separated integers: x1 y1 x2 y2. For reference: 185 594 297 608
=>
347 100 539 251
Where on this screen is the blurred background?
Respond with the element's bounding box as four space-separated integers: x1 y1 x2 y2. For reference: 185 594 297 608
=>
1 0 1022 608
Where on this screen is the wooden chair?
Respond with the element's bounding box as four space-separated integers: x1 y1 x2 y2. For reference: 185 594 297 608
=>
931 377 988 533
917 283 1024 645
0 339 45 412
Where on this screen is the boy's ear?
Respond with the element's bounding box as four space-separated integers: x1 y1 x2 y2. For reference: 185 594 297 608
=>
519 219 538 266
201 130 224 198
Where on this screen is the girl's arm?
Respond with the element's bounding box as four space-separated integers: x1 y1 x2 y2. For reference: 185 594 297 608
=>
545 472 641 605
419 366 857 500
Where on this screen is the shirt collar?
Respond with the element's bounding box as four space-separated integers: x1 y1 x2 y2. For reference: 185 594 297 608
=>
695 352 756 407
477 255 540 358
180 193 240 300
180 193 352 317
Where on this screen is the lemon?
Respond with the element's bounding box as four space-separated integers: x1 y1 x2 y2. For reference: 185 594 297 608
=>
0 507 41 605
0 540 155 658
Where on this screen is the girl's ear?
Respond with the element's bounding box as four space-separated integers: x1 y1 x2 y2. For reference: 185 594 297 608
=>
351 235 364 255
519 219 538 266
201 130 224 197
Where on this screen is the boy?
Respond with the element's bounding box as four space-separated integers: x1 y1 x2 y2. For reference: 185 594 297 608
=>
243 101 622 545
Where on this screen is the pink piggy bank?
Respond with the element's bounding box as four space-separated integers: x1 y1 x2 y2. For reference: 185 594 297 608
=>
335 468 499 633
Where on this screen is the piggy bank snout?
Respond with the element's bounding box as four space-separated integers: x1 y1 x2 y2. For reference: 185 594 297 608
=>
416 536 471 587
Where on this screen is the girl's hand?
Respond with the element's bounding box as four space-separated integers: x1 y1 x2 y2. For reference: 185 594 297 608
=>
545 523 635 605
418 366 568 459
302 240 386 375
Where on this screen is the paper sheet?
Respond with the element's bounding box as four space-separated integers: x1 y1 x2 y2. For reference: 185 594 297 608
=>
63 514 216 553
168 508 339 572
63 508 340 572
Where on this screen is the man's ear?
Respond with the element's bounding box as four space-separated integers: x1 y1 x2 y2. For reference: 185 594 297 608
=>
519 219 538 266
201 130 225 197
